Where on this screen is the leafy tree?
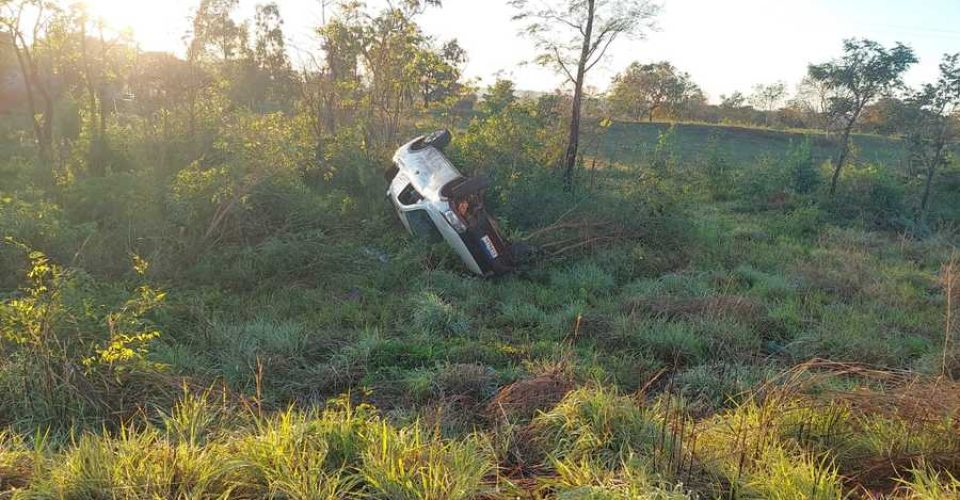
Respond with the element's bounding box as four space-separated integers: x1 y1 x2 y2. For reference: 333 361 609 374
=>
510 0 660 190
859 97 913 136
906 53 960 216
414 38 466 107
808 39 917 195
253 2 286 74
52 3 135 176
312 14 363 137
791 76 834 131
608 61 701 122
188 0 243 64
230 2 295 111
750 81 786 125
481 78 517 115
750 82 787 112
720 91 746 110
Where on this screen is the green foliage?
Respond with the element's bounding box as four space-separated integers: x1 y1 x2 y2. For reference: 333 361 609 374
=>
532 387 675 469
410 291 472 337
0 251 167 429
827 163 907 228
897 466 960 499
609 61 703 122
546 458 693 499
703 130 735 200
4 4 960 497
787 138 821 195
361 422 494 500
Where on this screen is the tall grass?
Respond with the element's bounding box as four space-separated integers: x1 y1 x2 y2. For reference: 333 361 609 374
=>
361 422 495 500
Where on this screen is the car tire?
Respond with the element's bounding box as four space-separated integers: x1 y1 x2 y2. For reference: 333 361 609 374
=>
442 176 491 198
384 164 399 182
412 129 452 151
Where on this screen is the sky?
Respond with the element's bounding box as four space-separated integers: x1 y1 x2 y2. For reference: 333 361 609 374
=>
85 0 960 103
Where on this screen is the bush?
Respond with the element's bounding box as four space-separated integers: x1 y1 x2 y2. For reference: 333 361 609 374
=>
0 194 90 287
828 163 907 229
0 251 168 429
786 138 821 195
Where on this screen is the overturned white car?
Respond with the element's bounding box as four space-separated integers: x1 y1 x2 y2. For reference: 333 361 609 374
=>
385 130 515 276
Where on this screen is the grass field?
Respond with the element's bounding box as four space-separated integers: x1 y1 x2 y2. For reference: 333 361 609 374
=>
2 115 960 498
596 121 906 168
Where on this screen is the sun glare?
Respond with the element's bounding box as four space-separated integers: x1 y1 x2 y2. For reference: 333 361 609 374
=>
80 0 190 52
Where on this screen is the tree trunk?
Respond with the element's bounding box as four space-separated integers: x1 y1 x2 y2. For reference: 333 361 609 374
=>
920 141 945 216
920 163 936 215
8 31 51 164
561 0 595 191
829 123 855 196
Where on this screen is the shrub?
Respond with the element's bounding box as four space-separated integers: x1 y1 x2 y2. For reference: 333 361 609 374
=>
0 194 89 287
828 163 907 229
786 138 821 195
0 251 168 429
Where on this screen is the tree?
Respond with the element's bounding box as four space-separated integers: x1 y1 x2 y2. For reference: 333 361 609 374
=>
608 61 700 122
414 39 466 107
720 91 746 110
304 0 447 152
253 3 288 77
510 0 660 190
750 82 786 112
481 78 516 115
792 75 834 131
188 0 243 64
1 0 57 163
808 39 917 195
238 2 294 111
906 53 960 216
750 81 786 125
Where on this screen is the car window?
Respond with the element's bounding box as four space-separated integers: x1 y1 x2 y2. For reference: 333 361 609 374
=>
397 183 423 206
406 209 442 241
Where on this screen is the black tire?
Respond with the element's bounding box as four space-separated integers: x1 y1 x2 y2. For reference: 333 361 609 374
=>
411 129 452 151
441 176 491 198
384 164 400 182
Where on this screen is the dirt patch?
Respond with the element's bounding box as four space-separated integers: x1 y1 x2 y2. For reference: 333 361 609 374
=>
486 373 574 422
623 295 765 323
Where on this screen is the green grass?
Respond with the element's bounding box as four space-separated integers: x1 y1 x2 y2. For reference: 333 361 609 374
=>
596 120 906 168
3 113 960 498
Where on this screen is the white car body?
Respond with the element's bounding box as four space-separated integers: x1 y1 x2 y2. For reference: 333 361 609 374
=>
386 132 513 276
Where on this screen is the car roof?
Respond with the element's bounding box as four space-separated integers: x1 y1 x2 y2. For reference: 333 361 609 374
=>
392 138 463 200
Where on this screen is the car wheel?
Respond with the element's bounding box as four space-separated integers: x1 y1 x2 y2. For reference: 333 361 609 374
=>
442 176 491 198
412 129 451 151
384 164 400 182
